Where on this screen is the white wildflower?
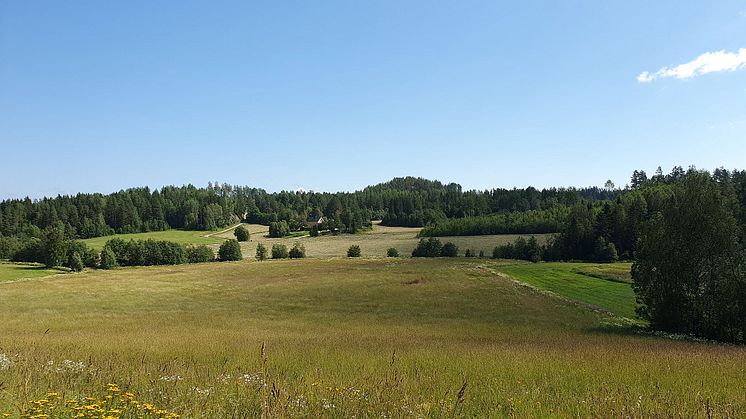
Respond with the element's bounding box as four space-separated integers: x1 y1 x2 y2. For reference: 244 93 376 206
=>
240 372 264 386
159 375 183 382
191 386 211 396
0 353 12 370
46 359 85 373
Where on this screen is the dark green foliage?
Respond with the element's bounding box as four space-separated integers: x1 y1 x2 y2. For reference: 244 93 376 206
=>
269 221 290 238
11 238 44 263
234 225 250 242
186 245 215 263
271 243 289 259
347 245 361 257
593 237 618 263
632 172 746 343
412 237 443 258
440 242 459 257
99 247 118 269
218 240 242 262
493 236 542 262
65 240 98 268
255 243 268 261
289 242 306 259
42 224 67 268
104 238 192 266
0 176 617 241
386 247 399 257
478 250 485 258
68 252 84 272
309 225 319 237
0 235 22 260
419 207 569 237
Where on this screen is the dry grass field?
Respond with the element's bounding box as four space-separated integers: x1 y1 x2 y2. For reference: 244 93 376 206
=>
0 258 744 417
214 222 551 259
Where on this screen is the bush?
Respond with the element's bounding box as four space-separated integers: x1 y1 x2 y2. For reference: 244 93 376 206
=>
478 250 485 258
255 243 268 261
11 238 44 263
289 242 306 259
68 252 84 272
99 247 118 269
411 237 443 257
64 240 98 268
234 226 250 242
269 221 290 238
309 225 319 237
386 247 399 257
186 245 215 263
493 236 542 262
0 236 22 260
218 239 243 261
271 243 289 259
347 245 361 257
593 237 618 262
440 242 458 257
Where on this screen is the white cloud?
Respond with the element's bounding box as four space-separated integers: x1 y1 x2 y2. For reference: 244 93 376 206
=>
637 48 746 82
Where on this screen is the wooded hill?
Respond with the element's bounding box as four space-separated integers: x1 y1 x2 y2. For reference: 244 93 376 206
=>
0 177 619 240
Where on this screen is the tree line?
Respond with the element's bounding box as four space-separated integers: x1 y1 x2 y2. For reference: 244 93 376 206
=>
3 221 246 270
418 207 569 237
0 177 620 243
487 166 746 343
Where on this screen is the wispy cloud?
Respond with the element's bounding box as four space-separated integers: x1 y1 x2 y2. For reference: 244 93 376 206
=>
637 48 746 82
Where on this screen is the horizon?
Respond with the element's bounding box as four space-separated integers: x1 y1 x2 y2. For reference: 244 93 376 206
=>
0 165 725 201
2 1 745 199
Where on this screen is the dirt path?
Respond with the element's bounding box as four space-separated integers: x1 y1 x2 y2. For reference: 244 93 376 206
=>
202 223 244 238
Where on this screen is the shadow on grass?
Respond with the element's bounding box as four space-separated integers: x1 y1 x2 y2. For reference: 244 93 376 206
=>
587 320 727 345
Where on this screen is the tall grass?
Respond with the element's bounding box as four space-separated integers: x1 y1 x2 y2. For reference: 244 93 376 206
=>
0 259 744 417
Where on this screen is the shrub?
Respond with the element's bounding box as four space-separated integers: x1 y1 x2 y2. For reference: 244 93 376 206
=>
440 242 459 257
0 236 22 260
271 243 289 259
269 221 290 238
309 225 319 237
218 239 243 261
255 243 268 261
234 226 250 242
347 245 361 257
289 242 306 259
478 250 485 258
412 237 442 257
65 240 98 268
386 247 399 257
11 238 44 263
68 252 84 272
99 247 118 269
186 245 215 263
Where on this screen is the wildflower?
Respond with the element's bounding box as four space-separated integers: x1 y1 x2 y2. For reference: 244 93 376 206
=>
0 353 12 370
191 386 211 396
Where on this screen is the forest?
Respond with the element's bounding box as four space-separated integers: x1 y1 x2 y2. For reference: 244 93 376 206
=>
0 177 618 242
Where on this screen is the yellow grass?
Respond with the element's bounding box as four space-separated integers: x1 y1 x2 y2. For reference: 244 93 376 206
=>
0 258 744 417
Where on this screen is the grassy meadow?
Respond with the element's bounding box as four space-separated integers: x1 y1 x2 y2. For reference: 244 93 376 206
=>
0 262 66 283
0 257 744 417
81 229 228 250
214 222 552 259
497 262 638 319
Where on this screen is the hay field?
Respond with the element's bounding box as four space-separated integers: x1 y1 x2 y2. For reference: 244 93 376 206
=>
0 258 744 417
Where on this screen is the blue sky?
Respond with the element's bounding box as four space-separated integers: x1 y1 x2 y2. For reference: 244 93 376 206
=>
2 1 745 199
